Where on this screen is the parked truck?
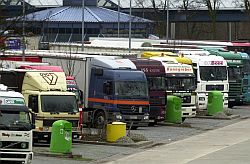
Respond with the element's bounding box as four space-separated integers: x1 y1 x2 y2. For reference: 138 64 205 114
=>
151 51 229 110
182 54 229 110
39 54 150 129
0 84 35 164
18 64 84 106
0 68 81 142
239 52 250 104
130 58 166 125
149 56 197 121
204 48 243 107
1 52 150 129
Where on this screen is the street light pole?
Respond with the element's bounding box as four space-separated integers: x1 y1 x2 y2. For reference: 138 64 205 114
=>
118 0 120 38
82 0 85 51
22 0 25 61
128 0 132 53
166 0 170 44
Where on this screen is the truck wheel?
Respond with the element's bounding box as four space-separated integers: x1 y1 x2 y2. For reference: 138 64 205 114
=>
93 111 106 129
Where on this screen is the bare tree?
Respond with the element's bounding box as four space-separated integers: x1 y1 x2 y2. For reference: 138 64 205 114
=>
133 0 167 38
244 0 250 10
174 0 204 39
201 0 222 39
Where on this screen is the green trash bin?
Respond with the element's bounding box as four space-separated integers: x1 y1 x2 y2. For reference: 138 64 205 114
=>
49 120 72 154
207 91 224 116
165 96 182 123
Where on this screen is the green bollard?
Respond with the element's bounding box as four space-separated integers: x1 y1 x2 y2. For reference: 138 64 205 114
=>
207 91 224 116
165 96 182 123
50 120 72 154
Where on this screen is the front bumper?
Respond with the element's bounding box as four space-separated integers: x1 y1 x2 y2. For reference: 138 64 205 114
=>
182 106 196 118
0 151 33 164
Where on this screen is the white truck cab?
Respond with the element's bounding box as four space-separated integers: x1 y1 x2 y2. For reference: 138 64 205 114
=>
0 84 34 164
184 55 229 110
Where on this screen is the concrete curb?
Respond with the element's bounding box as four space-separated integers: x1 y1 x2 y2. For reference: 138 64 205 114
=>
33 140 154 158
75 140 154 148
195 114 241 120
33 149 82 158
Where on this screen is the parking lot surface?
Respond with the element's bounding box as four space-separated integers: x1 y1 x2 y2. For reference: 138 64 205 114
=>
33 105 250 164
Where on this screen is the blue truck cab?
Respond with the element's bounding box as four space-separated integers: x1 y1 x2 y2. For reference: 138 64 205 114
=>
87 57 150 129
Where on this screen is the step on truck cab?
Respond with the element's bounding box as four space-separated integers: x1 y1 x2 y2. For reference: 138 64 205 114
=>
150 56 197 120
0 84 35 164
0 69 80 142
130 58 166 125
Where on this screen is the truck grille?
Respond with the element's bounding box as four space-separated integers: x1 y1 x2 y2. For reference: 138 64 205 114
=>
206 85 224 91
0 141 29 149
175 96 191 103
117 105 148 115
43 120 79 127
0 153 26 159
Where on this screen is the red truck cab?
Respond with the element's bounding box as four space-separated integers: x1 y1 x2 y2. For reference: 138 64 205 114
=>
131 58 166 125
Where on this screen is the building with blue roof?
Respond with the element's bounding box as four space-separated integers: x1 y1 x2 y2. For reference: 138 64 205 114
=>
22 0 153 43
2 0 250 41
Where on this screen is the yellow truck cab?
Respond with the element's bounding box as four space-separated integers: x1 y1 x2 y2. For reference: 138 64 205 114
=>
0 70 80 143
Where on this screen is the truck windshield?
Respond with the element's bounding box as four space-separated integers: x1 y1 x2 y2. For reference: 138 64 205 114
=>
148 77 165 91
0 111 31 130
166 77 196 91
228 67 242 80
115 81 148 98
41 95 78 113
200 66 227 81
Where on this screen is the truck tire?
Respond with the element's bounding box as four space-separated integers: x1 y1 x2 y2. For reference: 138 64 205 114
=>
93 111 106 129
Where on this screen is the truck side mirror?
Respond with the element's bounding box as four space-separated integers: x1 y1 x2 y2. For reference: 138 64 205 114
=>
28 95 38 113
30 112 36 129
78 89 84 105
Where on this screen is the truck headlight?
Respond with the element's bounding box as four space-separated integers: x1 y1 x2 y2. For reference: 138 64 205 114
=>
115 114 122 120
27 154 33 164
21 142 28 149
43 127 49 131
144 115 149 120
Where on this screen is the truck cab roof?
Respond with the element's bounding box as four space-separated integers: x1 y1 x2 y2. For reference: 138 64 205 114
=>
91 58 137 69
0 90 24 98
1 61 49 69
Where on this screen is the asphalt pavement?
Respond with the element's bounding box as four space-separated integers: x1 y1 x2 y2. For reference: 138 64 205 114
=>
33 105 250 164
105 116 250 164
